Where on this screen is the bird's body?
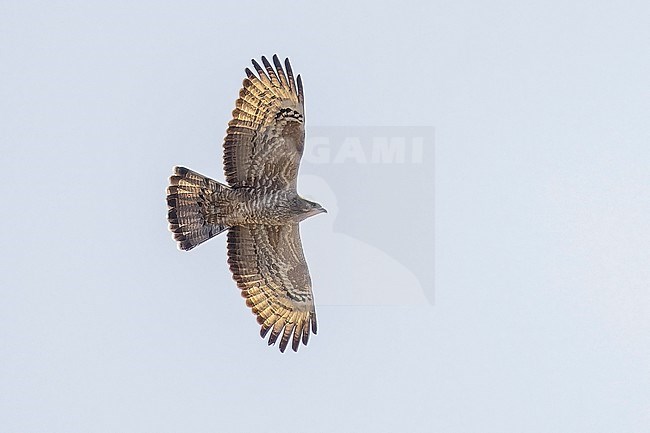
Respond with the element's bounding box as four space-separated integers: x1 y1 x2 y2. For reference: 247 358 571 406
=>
166 55 325 352
201 187 322 226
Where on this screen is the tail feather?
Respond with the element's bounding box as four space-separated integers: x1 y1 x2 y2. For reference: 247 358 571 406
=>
167 166 229 250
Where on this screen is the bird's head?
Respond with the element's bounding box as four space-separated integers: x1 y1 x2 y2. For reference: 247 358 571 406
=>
294 197 327 222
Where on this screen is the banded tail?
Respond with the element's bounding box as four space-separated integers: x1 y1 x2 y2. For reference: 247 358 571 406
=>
166 166 229 250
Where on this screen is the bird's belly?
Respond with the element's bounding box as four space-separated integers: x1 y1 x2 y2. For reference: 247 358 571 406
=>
220 190 292 226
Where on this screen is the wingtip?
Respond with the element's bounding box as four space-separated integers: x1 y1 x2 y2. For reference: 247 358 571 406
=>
172 165 189 176
311 313 318 335
297 74 304 103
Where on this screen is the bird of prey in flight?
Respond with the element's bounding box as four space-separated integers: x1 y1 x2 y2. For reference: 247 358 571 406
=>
166 55 326 352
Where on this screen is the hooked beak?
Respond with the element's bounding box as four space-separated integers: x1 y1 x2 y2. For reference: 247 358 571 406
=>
305 205 327 218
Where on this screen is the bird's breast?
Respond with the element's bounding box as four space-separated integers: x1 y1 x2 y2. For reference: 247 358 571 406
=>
221 189 295 226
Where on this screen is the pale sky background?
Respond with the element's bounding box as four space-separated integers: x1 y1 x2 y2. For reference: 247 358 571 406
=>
1 1 649 432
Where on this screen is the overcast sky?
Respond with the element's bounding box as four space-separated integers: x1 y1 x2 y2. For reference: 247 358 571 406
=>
1 1 649 432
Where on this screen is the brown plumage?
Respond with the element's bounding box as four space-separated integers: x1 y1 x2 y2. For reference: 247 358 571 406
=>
166 55 325 352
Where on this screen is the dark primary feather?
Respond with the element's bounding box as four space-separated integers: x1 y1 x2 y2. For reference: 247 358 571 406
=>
284 58 297 95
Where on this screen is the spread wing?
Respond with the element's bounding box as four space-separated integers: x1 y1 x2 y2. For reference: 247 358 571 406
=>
223 55 305 191
227 224 317 352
